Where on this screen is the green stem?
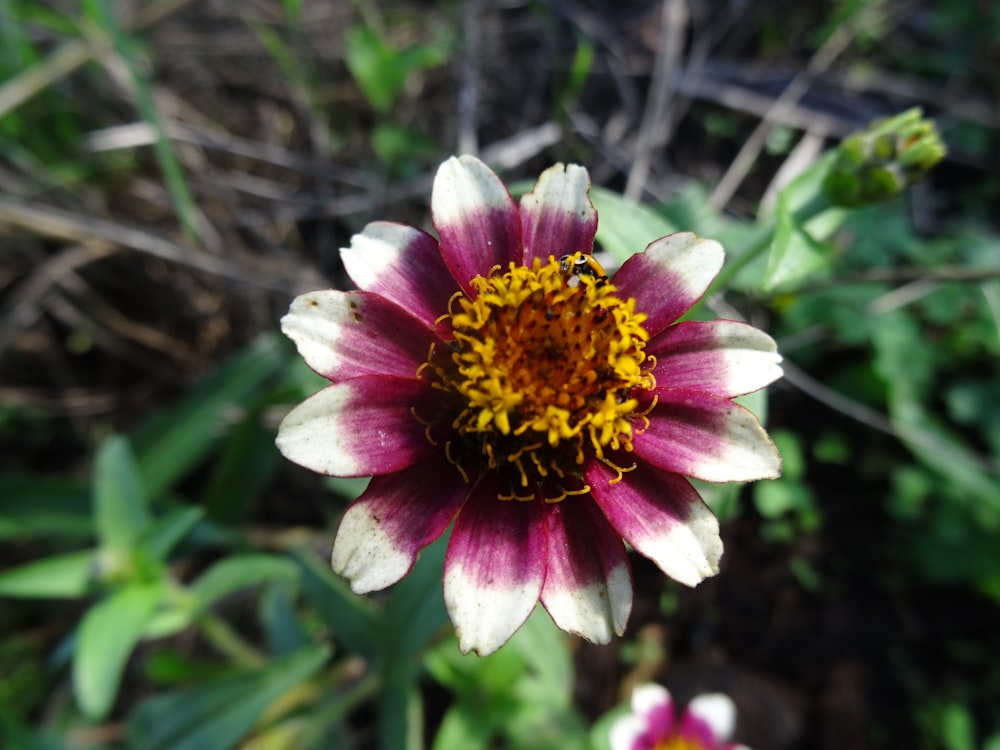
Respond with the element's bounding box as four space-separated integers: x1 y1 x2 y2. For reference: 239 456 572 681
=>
197 611 268 669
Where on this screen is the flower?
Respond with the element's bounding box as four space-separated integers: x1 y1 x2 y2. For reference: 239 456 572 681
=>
276 155 781 656
610 684 750 750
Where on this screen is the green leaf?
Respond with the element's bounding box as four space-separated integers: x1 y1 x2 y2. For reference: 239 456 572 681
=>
941 702 975 750
93 435 151 553
73 581 164 720
590 187 679 265
0 475 91 540
139 507 204 562
344 25 448 114
125 645 330 750
344 25 402 113
432 702 494 750
379 535 449 750
425 610 584 749
381 534 449 675
761 191 830 292
131 335 287 500
201 402 282 524
0 550 94 599
293 546 378 653
259 580 309 656
191 554 300 613
80 0 200 241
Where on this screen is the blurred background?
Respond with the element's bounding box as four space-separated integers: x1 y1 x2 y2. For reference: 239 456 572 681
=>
1 1 998 748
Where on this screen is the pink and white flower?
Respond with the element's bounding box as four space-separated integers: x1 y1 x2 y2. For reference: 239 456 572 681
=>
610 684 750 750
277 155 781 656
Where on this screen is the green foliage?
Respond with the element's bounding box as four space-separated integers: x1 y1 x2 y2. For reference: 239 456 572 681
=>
125 645 331 750
753 429 820 543
427 610 587 750
590 186 679 265
344 24 450 115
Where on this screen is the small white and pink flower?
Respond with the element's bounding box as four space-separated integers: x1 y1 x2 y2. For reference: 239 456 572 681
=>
277 155 782 656
610 684 750 750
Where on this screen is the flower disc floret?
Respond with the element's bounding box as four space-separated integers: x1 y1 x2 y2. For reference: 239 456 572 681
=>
421 253 654 499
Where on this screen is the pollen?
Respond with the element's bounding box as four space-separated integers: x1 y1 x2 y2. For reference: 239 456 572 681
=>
421 253 655 500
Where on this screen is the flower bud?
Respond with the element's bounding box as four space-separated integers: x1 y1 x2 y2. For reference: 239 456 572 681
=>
823 108 947 207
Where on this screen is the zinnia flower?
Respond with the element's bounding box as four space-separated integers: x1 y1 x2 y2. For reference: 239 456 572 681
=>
610 684 749 750
277 155 781 656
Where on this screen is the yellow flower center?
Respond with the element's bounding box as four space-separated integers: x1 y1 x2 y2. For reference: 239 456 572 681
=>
419 253 655 501
653 740 709 750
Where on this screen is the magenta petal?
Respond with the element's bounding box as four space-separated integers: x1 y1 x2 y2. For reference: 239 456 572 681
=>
648 319 782 398
634 684 679 741
611 684 678 750
331 452 468 593
586 460 722 586
519 163 597 263
539 498 631 644
281 290 436 381
635 389 782 482
443 476 546 656
276 375 439 477
340 221 457 330
432 156 523 292
612 232 724 336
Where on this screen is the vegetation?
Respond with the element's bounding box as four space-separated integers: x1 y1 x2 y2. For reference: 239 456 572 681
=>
1 1 998 748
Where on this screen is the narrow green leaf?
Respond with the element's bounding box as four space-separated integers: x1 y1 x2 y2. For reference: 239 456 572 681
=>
259 580 309 656
73 581 164 720
0 550 94 599
93 435 151 553
293 547 378 653
201 403 281 524
191 554 299 613
138 507 204 562
125 645 329 750
80 1 199 241
0 474 91 540
131 335 287 499
381 534 448 677
379 535 449 750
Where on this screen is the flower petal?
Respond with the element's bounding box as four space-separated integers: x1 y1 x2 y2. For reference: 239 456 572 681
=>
682 693 738 744
331 453 469 593
609 714 646 750
443 477 546 656
648 320 783 397
539 498 631 644
635 389 782 482
340 221 457 329
281 290 436 381
612 232 724 336
631 683 677 736
586 460 722 586
276 376 438 477
519 163 597 263
432 155 522 292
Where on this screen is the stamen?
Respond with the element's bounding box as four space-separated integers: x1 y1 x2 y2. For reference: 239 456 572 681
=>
419 254 655 500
